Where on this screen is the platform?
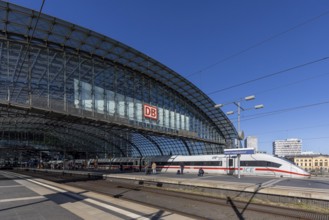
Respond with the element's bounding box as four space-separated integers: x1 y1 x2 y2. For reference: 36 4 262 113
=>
0 170 192 220
10 168 329 211
103 172 329 201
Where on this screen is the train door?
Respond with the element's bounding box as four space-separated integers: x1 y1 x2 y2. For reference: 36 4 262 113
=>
225 156 235 175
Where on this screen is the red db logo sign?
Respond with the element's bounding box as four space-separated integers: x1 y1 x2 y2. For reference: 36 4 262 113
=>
143 104 158 120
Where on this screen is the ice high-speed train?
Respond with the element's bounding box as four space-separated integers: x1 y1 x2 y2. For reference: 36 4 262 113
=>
89 153 310 178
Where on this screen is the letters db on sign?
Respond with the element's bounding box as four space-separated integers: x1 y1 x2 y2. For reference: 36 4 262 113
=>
143 104 158 120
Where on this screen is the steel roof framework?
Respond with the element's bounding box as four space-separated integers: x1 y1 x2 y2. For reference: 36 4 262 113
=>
0 2 237 160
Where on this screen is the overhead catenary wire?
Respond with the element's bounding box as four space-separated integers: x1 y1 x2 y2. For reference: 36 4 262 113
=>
252 71 329 97
207 56 329 96
228 100 329 123
299 136 329 141
187 8 329 78
259 136 329 144
218 71 329 105
253 123 329 136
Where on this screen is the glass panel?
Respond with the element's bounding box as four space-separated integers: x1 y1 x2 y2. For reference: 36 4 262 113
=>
186 116 190 131
158 108 164 126
106 90 115 115
127 96 134 120
81 81 92 110
176 112 180 130
136 100 142 122
74 79 79 108
170 111 175 129
116 93 125 117
181 114 185 130
164 109 169 128
95 85 104 113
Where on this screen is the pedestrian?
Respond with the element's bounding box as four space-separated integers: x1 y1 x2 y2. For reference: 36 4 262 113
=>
180 163 184 175
198 168 204 176
152 162 157 174
144 162 149 175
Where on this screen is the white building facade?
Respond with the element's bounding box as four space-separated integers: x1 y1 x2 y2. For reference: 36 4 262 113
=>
273 138 302 157
244 136 258 151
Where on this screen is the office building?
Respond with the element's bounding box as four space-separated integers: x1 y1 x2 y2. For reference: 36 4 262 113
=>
273 138 302 157
244 136 258 151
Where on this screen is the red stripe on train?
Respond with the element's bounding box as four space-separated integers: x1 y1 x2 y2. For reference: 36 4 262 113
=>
158 166 239 170
255 168 310 176
158 166 310 176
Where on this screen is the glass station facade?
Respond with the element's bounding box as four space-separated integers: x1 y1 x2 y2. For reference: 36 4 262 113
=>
0 2 237 159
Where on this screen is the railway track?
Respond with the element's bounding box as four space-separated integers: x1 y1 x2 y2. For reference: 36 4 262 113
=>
70 179 329 220
13 170 329 220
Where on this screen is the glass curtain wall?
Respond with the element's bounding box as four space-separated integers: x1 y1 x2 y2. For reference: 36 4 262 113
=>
0 41 223 144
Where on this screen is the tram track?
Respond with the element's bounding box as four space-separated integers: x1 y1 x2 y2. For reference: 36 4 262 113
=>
12 170 329 220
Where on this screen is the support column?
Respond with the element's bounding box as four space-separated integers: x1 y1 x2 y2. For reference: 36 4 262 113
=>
63 52 67 112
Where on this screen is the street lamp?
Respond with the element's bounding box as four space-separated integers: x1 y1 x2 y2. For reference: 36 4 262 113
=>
215 95 264 179
215 95 263 147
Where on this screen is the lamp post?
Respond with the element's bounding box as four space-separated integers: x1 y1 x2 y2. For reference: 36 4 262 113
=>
215 95 264 179
215 95 263 148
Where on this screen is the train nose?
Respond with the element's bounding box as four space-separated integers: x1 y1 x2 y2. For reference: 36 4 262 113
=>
299 168 311 177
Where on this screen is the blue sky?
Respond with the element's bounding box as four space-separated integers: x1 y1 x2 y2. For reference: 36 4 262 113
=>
8 0 329 154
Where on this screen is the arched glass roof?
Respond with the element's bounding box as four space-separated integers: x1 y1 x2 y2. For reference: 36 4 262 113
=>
0 2 237 158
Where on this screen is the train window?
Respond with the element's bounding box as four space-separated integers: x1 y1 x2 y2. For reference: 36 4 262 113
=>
206 161 222 166
229 159 233 166
240 161 248 166
165 161 223 166
158 162 168 166
147 160 225 167
240 161 281 168
268 161 281 167
188 161 222 166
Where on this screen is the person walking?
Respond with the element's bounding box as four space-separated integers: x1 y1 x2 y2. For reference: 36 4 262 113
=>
180 163 184 175
198 167 204 176
152 162 157 174
144 162 149 175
